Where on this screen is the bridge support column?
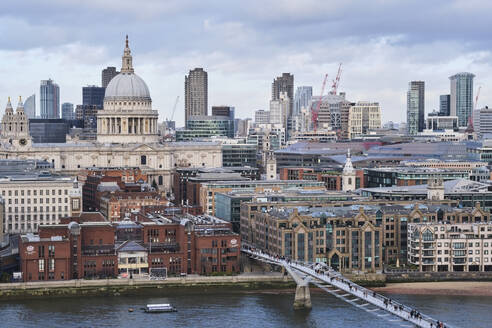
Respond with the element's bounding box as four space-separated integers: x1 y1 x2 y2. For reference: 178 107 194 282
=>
293 284 312 310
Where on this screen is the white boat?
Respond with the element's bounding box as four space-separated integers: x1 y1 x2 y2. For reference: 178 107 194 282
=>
143 304 177 313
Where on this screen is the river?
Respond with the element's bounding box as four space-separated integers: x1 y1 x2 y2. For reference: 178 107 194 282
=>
0 289 490 327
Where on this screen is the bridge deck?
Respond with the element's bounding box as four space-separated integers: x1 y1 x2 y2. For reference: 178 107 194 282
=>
243 248 450 328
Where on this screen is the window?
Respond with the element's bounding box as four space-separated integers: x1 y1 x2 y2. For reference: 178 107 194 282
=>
48 245 55 257
38 259 45 272
141 155 147 165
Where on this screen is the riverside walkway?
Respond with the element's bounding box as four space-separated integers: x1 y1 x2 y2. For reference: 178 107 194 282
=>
243 247 452 328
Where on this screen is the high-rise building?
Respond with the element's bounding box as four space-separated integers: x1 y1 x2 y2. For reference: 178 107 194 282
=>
185 68 208 127
61 102 74 120
40 79 60 119
473 106 492 138
272 73 294 118
347 102 381 139
406 81 425 135
269 92 290 128
23 94 36 118
439 94 451 116
450 72 475 127
255 110 270 124
83 86 105 107
294 86 312 116
102 66 119 88
211 106 235 120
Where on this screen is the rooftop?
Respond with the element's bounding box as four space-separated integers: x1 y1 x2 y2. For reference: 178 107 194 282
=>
360 179 491 194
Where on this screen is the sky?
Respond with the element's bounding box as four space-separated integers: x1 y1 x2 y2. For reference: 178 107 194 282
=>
1 0 492 126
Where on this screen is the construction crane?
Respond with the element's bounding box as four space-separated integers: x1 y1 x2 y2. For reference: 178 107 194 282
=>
475 86 482 110
330 63 342 95
467 86 481 133
170 96 179 121
312 74 329 131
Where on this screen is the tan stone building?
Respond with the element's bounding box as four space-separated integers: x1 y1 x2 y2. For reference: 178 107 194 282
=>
240 199 488 269
0 175 82 234
242 206 383 273
409 222 492 272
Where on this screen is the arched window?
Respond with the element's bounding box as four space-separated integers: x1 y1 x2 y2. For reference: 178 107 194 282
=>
141 155 147 165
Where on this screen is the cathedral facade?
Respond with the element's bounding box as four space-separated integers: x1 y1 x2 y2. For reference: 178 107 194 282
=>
0 37 222 191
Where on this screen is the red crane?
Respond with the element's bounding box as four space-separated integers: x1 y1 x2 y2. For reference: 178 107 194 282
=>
467 86 481 133
330 63 342 95
312 74 329 131
475 85 482 110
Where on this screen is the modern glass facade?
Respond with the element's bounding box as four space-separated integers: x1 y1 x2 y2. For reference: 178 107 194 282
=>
40 79 60 119
450 72 475 127
61 103 74 120
177 115 234 141
294 86 312 116
24 94 36 118
439 94 450 116
29 119 68 143
222 144 257 167
407 81 424 135
82 86 105 107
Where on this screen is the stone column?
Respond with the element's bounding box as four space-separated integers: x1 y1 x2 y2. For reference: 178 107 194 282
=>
293 284 312 310
361 232 365 272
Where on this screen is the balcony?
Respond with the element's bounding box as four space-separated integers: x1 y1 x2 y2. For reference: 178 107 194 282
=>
145 242 180 253
82 245 116 256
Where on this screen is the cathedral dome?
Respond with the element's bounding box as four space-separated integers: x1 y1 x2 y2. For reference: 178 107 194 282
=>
104 72 150 101
104 36 151 102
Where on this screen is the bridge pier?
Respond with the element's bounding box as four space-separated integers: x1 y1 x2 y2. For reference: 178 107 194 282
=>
293 284 312 310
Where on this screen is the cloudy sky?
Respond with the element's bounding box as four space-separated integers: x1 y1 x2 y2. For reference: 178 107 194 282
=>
1 0 491 126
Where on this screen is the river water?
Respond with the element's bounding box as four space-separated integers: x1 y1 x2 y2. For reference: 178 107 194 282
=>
0 289 490 327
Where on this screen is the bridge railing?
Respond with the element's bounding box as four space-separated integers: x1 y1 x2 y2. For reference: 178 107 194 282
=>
242 247 450 328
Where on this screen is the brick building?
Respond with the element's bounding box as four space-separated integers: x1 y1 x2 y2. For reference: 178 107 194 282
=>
279 167 365 190
79 167 147 211
99 191 170 221
20 221 117 281
19 211 240 281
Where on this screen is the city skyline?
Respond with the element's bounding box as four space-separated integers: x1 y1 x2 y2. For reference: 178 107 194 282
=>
1 1 491 126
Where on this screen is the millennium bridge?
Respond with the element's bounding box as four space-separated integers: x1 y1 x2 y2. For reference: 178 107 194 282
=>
242 247 452 328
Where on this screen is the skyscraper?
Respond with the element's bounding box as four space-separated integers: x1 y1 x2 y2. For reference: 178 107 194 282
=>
269 92 290 129
185 68 208 127
439 94 451 116
255 110 270 124
450 72 475 127
102 66 119 88
272 73 294 118
23 94 36 118
294 86 312 116
40 79 60 119
61 102 74 120
406 81 425 135
83 86 105 107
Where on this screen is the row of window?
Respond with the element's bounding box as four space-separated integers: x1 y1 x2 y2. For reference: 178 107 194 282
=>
2 189 69 197
7 197 69 205
7 205 69 213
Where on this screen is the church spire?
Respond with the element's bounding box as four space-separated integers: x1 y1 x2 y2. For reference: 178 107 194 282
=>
16 96 25 113
343 148 354 174
5 97 13 113
121 35 134 73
